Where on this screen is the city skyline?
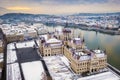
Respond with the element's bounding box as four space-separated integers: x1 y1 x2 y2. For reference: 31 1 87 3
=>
0 0 120 15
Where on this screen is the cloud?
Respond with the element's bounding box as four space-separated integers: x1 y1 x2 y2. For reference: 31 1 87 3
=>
33 0 108 5
0 7 11 15
7 6 31 11
0 0 120 15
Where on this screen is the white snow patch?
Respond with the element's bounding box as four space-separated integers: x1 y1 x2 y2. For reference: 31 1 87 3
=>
16 40 35 48
21 61 45 80
0 53 3 59
77 71 120 80
7 43 17 64
7 43 15 50
95 53 105 58
43 56 73 80
80 55 91 61
7 63 22 80
39 35 48 40
46 38 61 43
60 56 70 66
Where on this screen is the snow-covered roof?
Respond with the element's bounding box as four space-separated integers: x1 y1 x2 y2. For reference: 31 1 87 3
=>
21 61 45 80
7 49 17 64
94 50 105 58
75 51 85 56
46 38 61 43
7 43 17 64
74 38 81 41
7 63 22 80
49 43 62 47
77 71 120 80
80 55 91 61
43 56 73 80
16 41 35 48
95 53 105 58
39 35 48 40
94 50 102 54
72 38 82 45
7 43 15 50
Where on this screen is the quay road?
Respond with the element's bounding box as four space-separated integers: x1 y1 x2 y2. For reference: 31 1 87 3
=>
107 63 120 77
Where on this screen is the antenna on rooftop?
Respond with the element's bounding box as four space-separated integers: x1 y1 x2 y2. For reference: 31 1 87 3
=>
78 32 82 38
82 36 85 42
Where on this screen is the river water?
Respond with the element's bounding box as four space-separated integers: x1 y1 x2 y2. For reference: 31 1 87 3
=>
47 26 120 70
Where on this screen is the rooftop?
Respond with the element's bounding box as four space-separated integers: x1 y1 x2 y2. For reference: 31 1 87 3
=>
21 61 45 80
62 28 71 33
72 49 106 61
43 55 73 80
77 71 120 80
46 38 61 43
6 40 45 80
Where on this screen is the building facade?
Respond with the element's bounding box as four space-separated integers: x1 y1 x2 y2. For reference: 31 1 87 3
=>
39 37 63 56
0 28 6 53
69 49 107 74
39 28 107 74
0 40 3 53
6 34 24 43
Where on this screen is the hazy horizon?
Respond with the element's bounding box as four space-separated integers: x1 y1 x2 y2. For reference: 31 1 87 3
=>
0 0 120 15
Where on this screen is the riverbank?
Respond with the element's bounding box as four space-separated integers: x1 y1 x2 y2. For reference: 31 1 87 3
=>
45 23 120 35
107 63 120 76
78 26 120 35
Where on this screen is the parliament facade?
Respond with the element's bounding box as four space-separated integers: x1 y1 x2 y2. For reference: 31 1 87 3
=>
39 28 107 74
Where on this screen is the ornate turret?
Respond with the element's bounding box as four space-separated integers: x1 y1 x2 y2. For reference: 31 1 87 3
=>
82 37 85 43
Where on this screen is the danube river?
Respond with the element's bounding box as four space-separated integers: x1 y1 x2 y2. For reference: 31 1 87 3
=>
48 26 120 70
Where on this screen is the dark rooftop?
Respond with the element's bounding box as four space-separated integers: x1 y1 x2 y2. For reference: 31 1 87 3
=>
16 47 42 63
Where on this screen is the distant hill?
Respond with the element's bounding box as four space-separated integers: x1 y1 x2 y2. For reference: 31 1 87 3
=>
1 12 120 18
0 13 52 19
71 12 120 16
0 12 120 24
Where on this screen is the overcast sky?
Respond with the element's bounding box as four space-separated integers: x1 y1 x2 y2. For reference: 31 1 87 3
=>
0 0 120 15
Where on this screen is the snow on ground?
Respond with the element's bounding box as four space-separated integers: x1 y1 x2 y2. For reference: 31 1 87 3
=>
0 59 3 62
21 61 45 80
0 53 3 62
7 49 17 64
0 53 3 59
43 55 73 80
7 43 17 64
7 63 22 80
60 56 70 66
16 40 35 48
7 43 15 50
77 71 120 80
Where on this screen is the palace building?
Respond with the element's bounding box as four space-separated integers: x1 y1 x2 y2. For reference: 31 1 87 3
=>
39 37 64 56
65 47 107 74
39 27 107 74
